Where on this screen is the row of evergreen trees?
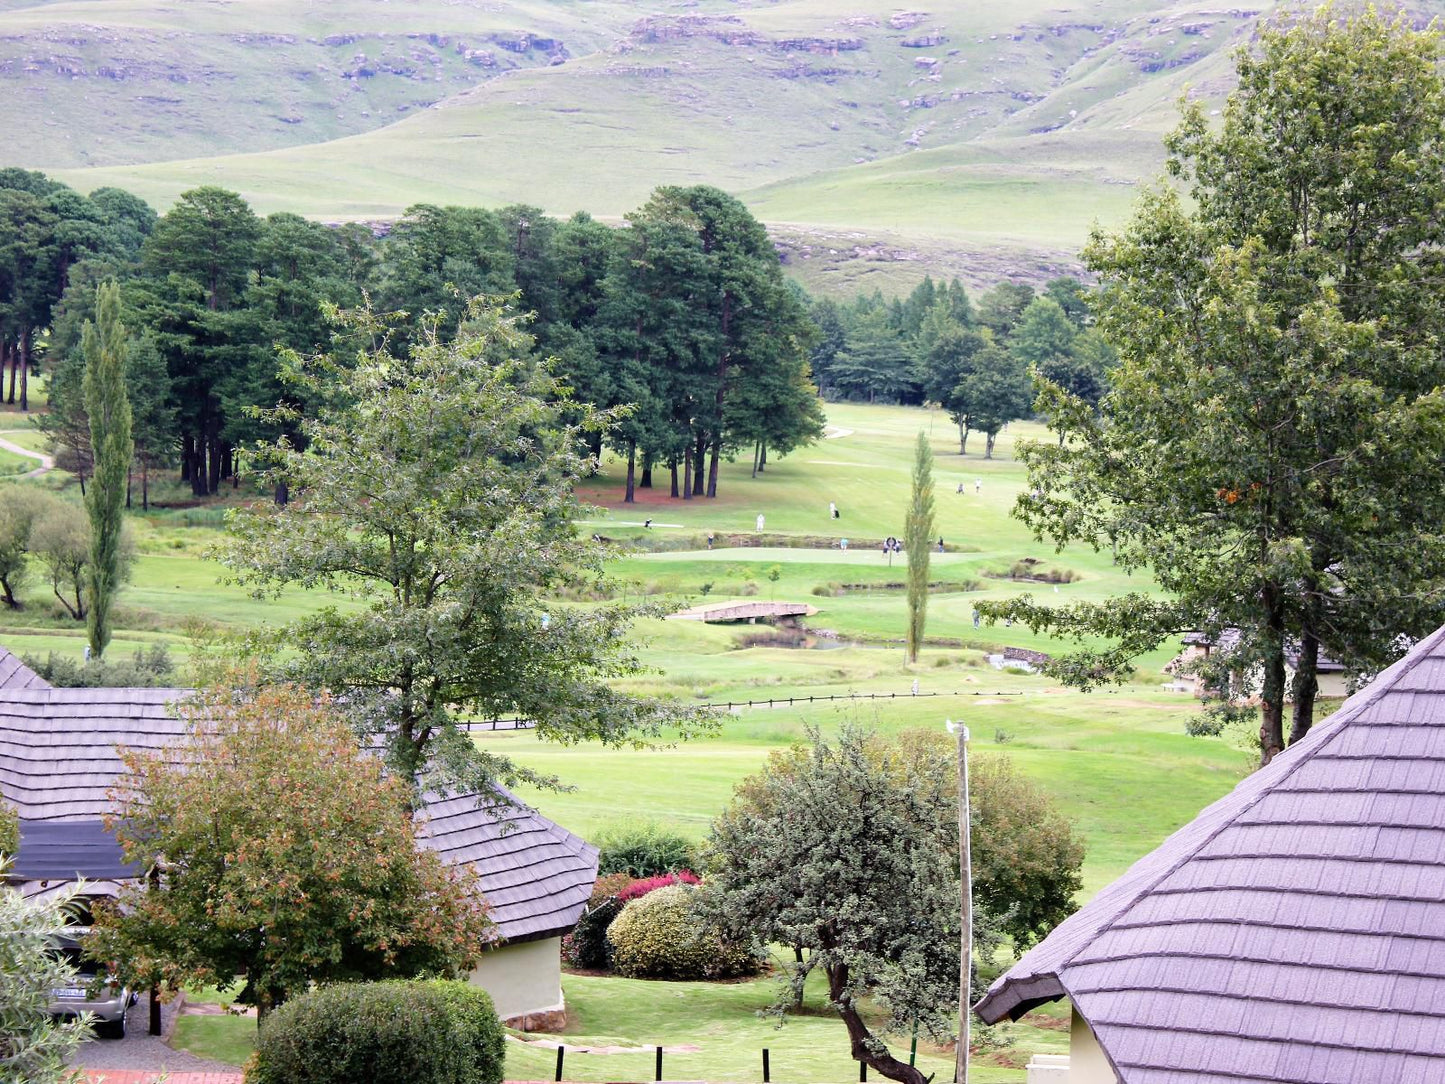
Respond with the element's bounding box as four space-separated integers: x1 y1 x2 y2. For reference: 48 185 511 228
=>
810 276 1116 456
2 165 1113 501
4 172 828 504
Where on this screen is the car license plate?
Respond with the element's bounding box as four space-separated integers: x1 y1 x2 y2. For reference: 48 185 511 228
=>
52 988 86 998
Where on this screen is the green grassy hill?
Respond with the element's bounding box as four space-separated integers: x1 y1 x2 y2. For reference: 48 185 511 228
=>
14 0 1430 290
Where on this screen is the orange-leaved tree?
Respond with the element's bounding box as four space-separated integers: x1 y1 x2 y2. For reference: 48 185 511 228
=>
90 678 492 1022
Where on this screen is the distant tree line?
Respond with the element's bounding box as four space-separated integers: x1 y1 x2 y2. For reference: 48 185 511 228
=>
2 167 1114 504
809 275 1117 457
3 172 827 504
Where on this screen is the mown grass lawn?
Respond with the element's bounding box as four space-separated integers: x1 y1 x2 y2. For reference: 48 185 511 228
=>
4 402 1247 1082
172 961 1072 1083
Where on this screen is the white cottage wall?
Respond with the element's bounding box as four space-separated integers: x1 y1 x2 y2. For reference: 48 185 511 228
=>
1070 1010 1120 1084
470 936 564 1020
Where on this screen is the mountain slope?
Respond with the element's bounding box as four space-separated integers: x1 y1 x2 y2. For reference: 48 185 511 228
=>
7 0 1441 290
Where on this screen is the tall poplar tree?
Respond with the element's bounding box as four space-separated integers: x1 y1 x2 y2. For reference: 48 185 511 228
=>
82 280 133 657
904 430 935 663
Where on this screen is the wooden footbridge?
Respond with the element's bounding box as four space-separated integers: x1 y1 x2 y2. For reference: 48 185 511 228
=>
668 600 818 623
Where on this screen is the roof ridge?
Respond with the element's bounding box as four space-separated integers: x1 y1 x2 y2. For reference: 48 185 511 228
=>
0 645 52 691
1043 623 1445 980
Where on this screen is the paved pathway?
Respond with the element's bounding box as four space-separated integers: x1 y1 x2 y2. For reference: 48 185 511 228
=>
70 995 238 1078
0 430 52 478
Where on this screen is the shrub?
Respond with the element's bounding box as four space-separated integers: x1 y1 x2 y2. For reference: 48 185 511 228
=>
561 873 635 970
0 800 17 858
247 979 505 1084
615 870 699 903
596 824 698 877
606 884 759 980
23 644 175 688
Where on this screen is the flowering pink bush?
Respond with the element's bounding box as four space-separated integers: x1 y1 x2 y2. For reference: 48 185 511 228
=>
615 870 699 903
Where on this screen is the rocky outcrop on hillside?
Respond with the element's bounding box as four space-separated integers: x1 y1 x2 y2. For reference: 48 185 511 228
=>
629 15 861 54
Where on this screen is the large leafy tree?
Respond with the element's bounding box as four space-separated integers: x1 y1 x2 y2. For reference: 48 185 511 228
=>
831 307 913 403
619 186 819 498
985 5 1445 763
136 186 261 496
224 297 711 791
90 679 493 1021
597 200 717 500
705 726 966 1084
82 280 134 657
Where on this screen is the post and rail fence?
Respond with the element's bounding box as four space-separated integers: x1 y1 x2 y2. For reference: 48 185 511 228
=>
460 688 1050 732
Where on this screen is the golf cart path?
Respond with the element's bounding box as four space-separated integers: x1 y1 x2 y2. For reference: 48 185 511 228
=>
0 430 52 478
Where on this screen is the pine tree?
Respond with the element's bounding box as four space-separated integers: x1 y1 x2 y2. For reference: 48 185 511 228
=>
904 430 936 663
82 280 132 657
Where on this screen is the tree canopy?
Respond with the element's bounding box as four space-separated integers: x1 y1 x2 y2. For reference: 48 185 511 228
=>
224 297 713 792
983 4 1445 762
704 725 965 1084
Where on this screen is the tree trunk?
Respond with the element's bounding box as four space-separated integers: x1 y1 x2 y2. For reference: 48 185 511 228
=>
189 429 208 497
18 328 29 412
588 431 603 470
0 574 18 609
1258 586 1288 766
207 432 222 495
142 462 149 511
752 441 761 479
5 336 16 404
710 293 731 495
669 459 679 499
640 456 653 489
1288 630 1321 747
759 443 767 472
624 440 636 503
126 466 132 510
682 444 694 501
55 579 82 620
984 431 997 459
181 434 193 483
692 434 706 496
826 961 928 1084
960 423 970 455
275 480 289 506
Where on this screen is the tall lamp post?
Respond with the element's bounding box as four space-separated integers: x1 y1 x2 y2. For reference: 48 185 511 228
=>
946 720 971 1084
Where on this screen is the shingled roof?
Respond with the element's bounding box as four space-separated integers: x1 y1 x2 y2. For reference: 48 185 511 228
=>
0 681 596 943
0 646 50 690
976 623 1445 1084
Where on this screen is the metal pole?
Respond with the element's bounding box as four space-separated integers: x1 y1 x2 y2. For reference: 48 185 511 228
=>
763 1048 771 1083
555 1046 564 1082
950 720 972 1084
656 1045 663 1082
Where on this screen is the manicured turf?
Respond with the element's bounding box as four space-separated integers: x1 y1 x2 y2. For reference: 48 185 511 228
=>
2 401 1244 1082
172 957 1072 1082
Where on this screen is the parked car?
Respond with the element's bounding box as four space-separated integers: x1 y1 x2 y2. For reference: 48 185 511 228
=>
47 932 134 1039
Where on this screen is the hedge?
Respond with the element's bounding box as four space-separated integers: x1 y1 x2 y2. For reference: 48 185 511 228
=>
246 979 504 1084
